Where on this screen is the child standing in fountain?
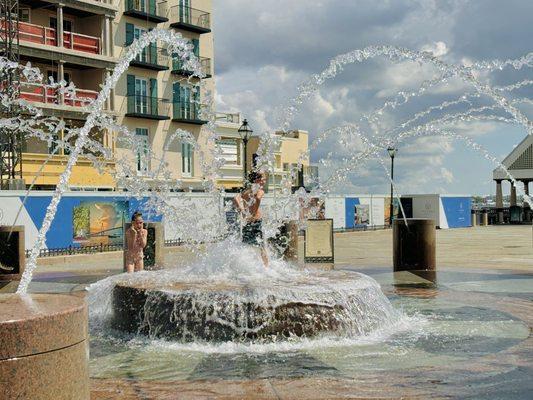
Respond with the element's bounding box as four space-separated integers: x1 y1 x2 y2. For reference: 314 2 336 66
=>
234 170 269 267
125 211 148 273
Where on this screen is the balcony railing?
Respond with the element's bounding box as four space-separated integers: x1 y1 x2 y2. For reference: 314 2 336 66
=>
216 112 241 124
172 56 211 77
19 82 98 108
0 19 100 55
124 0 169 23
130 46 169 71
169 6 211 33
126 95 171 120
172 102 207 124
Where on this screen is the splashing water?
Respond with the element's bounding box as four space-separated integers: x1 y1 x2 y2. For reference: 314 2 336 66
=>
88 237 415 349
1 37 531 351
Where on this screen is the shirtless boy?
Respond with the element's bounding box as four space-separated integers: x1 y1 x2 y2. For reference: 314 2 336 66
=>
233 171 269 267
125 211 148 273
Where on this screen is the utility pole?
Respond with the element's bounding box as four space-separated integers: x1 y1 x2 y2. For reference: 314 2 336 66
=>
0 0 23 190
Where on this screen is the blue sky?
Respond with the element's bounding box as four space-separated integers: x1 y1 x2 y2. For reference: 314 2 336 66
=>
213 0 532 195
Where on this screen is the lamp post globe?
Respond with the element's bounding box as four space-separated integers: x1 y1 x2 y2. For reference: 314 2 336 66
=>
238 119 253 187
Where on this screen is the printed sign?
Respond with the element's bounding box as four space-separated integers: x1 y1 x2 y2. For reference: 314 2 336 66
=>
304 218 334 263
73 201 129 246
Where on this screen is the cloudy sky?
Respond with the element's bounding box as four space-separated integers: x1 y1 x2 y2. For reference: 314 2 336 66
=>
212 0 532 196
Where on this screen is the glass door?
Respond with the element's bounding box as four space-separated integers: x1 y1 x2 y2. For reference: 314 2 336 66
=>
135 78 148 114
180 85 191 119
134 27 147 62
136 128 149 173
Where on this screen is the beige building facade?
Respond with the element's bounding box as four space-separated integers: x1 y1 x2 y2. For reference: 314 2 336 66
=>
9 0 214 190
215 112 315 192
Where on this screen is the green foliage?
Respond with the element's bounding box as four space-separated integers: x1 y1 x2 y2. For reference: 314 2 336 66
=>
73 206 90 238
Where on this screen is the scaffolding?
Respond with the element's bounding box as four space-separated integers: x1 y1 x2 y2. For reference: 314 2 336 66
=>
0 0 23 189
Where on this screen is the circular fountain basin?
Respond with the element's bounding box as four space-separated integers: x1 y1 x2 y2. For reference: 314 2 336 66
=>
112 281 342 341
110 271 392 342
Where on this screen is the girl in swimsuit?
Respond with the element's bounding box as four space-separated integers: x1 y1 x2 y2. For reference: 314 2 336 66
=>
125 211 148 273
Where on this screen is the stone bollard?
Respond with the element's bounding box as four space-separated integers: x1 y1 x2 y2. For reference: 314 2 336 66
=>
393 219 436 272
0 294 89 399
284 221 299 262
123 221 165 271
0 226 25 281
471 211 477 227
481 211 489 226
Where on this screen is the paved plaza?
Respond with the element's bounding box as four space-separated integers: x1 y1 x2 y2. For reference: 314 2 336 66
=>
1 225 532 399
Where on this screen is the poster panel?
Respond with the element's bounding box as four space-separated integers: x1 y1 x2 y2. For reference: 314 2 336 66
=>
73 201 129 246
304 219 334 263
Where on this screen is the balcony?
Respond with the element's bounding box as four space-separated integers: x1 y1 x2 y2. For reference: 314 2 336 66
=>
130 46 169 71
126 95 171 120
172 56 211 78
124 0 169 23
172 102 207 125
169 6 211 34
19 82 98 108
0 20 100 55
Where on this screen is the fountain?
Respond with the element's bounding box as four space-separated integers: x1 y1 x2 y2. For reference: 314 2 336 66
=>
0 24 531 397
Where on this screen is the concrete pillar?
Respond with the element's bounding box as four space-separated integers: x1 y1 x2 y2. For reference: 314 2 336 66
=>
523 180 531 222
481 211 489 226
393 219 436 271
56 5 64 47
510 182 517 207
105 69 114 111
57 60 65 105
0 294 89 399
471 211 477 227
495 179 504 223
284 221 299 262
107 16 114 57
101 17 107 56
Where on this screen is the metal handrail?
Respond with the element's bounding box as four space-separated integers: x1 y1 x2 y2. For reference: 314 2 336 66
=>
126 0 168 18
173 101 206 120
172 56 211 76
169 5 210 29
126 94 171 117
0 19 100 55
19 82 98 107
132 46 170 66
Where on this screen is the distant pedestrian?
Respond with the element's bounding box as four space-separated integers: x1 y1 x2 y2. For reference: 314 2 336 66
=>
125 211 147 273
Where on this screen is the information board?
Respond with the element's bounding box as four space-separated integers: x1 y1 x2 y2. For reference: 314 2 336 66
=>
304 219 334 263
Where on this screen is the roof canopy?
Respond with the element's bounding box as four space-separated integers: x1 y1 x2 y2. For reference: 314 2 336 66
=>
493 134 533 181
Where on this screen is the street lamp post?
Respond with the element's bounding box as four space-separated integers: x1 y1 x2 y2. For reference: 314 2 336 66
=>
387 147 397 226
238 118 253 187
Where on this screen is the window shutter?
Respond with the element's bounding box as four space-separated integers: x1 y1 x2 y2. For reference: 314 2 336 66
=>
173 82 180 119
125 23 134 46
147 28 157 65
149 0 156 15
150 78 157 115
192 39 200 57
193 86 200 119
126 0 133 12
127 75 135 113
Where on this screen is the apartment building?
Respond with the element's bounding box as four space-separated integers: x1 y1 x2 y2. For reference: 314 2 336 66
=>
7 0 213 190
215 112 317 192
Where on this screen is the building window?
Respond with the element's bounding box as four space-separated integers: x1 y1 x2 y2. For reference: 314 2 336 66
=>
19 8 30 23
47 133 60 155
217 139 239 165
182 142 193 177
136 128 149 173
135 78 148 113
134 27 147 62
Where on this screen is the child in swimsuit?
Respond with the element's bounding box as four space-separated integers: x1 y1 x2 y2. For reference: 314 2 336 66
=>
125 211 148 273
234 170 269 267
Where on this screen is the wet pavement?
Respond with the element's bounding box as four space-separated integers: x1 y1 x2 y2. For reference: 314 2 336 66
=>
1 226 532 399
